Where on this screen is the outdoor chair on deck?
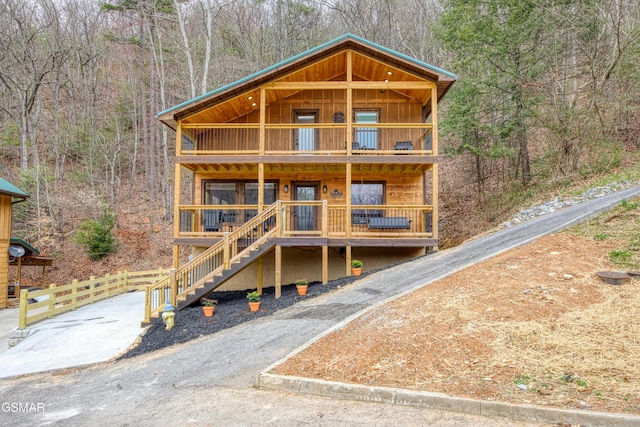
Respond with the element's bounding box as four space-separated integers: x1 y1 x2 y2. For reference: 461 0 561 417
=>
393 141 413 151
203 210 223 232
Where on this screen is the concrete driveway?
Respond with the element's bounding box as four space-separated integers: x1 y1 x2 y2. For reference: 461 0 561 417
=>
0 185 638 426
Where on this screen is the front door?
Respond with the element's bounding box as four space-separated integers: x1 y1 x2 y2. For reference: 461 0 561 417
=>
293 183 319 231
294 110 318 152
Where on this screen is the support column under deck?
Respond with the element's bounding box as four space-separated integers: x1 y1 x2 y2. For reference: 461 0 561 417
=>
275 245 282 298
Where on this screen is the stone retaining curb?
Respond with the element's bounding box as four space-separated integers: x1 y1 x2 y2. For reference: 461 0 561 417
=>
8 327 31 347
258 373 640 426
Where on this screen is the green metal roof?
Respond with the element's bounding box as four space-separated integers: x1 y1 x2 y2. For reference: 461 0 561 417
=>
158 33 457 119
0 177 28 199
10 237 40 256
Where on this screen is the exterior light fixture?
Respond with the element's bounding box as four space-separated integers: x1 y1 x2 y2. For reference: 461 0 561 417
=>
247 95 253 100
251 102 257 107
387 71 393 75
323 185 328 193
283 184 289 193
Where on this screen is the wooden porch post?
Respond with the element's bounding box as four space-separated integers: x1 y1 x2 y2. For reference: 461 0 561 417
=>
431 87 438 155
258 163 264 211
432 164 439 244
259 87 266 156
275 245 281 298
173 121 183 270
322 200 328 284
322 246 328 284
431 87 439 245
346 50 353 274
257 258 263 294
259 87 266 213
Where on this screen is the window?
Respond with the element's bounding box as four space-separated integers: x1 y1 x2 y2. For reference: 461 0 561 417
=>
294 110 318 151
354 110 379 149
245 182 277 222
245 183 277 205
351 182 384 224
203 182 236 205
203 181 278 206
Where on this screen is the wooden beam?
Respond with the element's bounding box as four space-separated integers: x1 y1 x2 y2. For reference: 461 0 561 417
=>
258 163 264 211
431 86 438 155
346 163 352 239
259 87 266 156
432 163 439 246
257 257 263 295
173 162 182 270
322 245 328 284
346 245 352 277
264 81 436 90
275 245 282 298
176 119 183 155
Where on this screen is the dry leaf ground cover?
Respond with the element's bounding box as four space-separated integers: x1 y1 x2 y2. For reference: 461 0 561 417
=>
273 200 640 415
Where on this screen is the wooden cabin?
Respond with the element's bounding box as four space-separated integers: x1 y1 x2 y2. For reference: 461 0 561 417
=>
157 34 456 304
0 178 28 308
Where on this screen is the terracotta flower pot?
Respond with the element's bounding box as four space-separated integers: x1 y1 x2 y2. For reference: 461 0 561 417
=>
351 267 362 276
297 285 308 296
249 301 261 312
202 306 215 317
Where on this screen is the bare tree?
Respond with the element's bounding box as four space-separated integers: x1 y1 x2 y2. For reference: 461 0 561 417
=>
0 0 70 171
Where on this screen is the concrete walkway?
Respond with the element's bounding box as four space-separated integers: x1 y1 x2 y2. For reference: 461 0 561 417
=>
0 307 19 353
0 292 145 378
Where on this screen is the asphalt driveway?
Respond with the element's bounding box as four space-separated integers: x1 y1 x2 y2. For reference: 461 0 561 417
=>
0 185 638 426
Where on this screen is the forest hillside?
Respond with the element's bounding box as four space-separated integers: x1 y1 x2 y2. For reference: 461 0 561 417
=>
2 0 639 287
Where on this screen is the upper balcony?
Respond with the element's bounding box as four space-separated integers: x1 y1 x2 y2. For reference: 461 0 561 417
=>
178 122 435 164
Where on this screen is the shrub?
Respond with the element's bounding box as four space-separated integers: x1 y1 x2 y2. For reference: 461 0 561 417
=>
75 209 117 260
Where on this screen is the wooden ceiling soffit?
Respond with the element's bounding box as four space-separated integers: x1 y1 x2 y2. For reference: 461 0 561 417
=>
159 35 455 130
183 51 439 125
183 52 347 125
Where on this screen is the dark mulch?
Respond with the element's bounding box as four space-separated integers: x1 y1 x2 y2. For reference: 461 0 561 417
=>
121 251 434 359
120 275 362 359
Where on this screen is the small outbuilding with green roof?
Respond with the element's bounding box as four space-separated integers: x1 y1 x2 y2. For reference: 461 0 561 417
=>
0 177 28 308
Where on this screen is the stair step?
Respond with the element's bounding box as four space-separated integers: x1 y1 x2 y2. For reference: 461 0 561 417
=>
173 235 276 309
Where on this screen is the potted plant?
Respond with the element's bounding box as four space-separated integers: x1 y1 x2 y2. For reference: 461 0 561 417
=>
246 291 261 312
351 259 363 276
201 298 217 317
295 279 309 296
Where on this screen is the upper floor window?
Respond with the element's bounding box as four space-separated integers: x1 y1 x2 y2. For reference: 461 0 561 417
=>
354 110 379 149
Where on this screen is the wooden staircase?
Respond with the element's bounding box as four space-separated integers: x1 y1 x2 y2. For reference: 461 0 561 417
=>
175 232 276 309
143 202 283 324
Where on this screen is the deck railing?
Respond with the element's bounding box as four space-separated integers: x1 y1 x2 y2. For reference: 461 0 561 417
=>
178 205 260 236
178 202 434 238
144 202 281 324
18 269 170 329
180 123 433 156
279 203 433 237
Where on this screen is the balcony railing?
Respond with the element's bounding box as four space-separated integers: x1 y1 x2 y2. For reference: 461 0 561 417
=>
178 202 434 239
180 123 433 156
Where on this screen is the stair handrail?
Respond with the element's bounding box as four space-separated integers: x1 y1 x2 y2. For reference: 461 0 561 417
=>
142 201 281 324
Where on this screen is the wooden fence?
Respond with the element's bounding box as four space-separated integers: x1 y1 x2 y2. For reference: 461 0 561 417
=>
18 268 169 329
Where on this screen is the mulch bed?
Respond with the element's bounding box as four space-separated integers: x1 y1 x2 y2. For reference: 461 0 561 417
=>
120 275 362 359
